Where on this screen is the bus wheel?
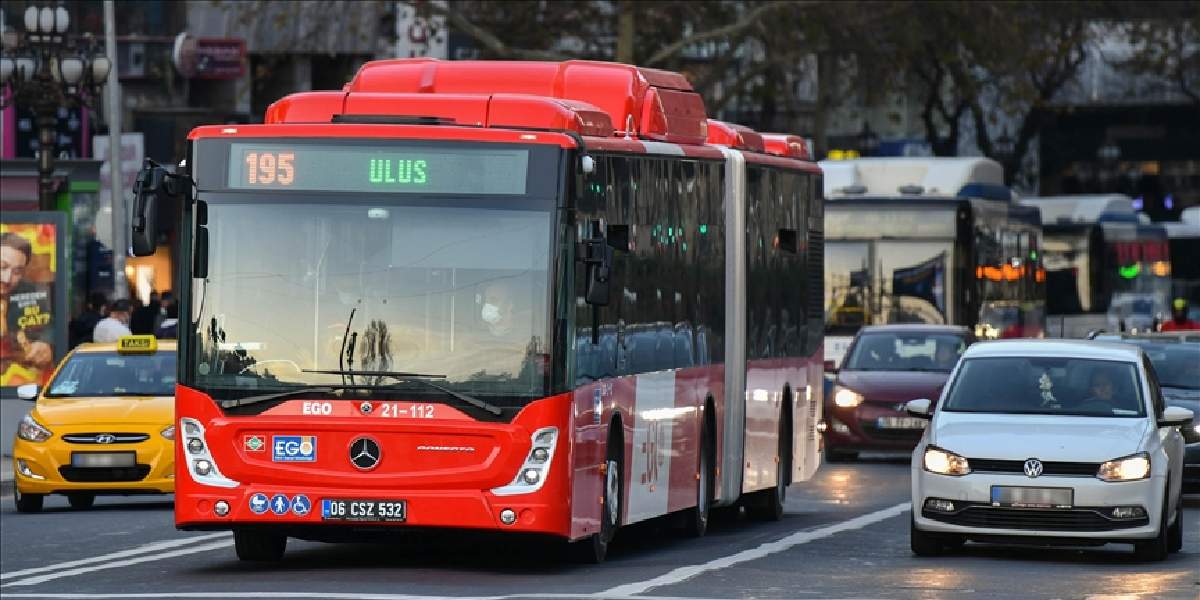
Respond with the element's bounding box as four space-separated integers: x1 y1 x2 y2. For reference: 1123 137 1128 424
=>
747 405 790 521
14 487 44 513
575 429 623 563
683 417 714 537
233 529 287 562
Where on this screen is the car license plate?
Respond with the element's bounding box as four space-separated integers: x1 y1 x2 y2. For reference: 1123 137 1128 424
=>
876 416 927 429
321 499 406 522
991 486 1072 509
71 452 136 467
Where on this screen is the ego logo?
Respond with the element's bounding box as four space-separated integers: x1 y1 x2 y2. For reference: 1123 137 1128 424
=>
302 401 332 415
639 420 666 485
272 435 317 462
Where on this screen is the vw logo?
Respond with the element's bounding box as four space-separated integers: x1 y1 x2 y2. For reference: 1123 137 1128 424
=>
95 434 116 444
1023 458 1044 478
349 437 381 471
359 401 373 415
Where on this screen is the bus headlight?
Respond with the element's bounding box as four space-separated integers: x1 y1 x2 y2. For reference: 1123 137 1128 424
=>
179 418 239 488
492 427 558 496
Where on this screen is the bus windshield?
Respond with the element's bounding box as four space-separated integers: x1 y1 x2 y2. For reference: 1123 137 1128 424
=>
188 195 554 408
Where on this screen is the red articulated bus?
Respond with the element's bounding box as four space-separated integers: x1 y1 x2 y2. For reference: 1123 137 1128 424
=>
132 59 824 563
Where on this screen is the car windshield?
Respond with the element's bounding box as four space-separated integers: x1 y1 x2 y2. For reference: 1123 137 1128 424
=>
842 332 967 372
942 356 1145 417
1134 342 1200 390
46 352 176 397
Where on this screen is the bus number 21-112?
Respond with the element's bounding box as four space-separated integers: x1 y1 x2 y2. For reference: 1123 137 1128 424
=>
245 151 295 185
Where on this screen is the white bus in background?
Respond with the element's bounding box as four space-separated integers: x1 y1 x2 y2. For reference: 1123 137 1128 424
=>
820 158 1045 368
1018 195 1173 338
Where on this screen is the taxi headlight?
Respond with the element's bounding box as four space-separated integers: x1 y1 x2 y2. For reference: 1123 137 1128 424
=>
161 425 176 440
923 445 970 476
834 387 864 408
17 413 52 442
1097 452 1150 482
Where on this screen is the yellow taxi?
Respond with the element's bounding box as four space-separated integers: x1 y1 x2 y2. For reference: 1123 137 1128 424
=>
12 335 176 512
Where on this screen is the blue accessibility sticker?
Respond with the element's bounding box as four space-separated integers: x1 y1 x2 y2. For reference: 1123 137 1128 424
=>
270 493 291 516
249 493 269 515
272 435 316 462
291 494 311 517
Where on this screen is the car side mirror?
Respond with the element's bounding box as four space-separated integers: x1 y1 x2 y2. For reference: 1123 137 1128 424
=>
823 360 838 373
905 398 933 419
1158 406 1194 428
17 383 38 401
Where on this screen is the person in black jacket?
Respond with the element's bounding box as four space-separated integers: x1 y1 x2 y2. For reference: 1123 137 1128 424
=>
69 292 108 347
130 291 160 335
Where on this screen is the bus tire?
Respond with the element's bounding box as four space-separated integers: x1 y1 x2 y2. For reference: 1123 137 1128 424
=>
574 422 623 563
747 399 790 522
234 529 287 562
682 409 714 537
14 488 44 513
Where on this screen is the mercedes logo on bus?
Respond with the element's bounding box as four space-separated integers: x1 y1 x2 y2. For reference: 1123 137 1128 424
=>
349 437 381 471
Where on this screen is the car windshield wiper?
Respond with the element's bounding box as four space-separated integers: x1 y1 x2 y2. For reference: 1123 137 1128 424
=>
219 386 339 409
303 369 503 416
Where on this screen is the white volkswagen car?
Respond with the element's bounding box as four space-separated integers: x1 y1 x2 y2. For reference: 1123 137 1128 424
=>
907 340 1192 561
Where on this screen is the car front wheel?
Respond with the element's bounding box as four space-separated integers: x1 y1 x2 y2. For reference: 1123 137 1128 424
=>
910 516 946 557
14 488 44 513
1132 495 1171 562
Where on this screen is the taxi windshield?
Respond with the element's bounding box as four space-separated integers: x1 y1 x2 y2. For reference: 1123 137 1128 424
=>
46 352 176 397
942 356 1145 417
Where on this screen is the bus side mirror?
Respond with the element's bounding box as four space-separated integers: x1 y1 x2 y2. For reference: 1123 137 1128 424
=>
130 160 164 257
581 237 613 306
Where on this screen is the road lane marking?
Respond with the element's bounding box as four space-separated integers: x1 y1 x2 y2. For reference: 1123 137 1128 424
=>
0 533 228 582
3 538 232 587
603 501 912 597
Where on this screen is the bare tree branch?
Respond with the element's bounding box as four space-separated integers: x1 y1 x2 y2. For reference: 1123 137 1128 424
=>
643 2 793 67
417 1 569 61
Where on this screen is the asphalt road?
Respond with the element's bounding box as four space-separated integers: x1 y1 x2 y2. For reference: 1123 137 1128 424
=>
2 456 1197 599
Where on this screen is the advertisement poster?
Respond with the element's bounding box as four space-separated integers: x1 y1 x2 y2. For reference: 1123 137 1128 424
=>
1 212 68 393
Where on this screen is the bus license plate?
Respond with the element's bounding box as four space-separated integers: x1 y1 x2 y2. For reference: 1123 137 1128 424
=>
321 499 406 522
71 452 136 467
991 486 1072 509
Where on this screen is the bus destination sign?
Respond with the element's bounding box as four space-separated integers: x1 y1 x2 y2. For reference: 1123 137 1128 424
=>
227 143 529 195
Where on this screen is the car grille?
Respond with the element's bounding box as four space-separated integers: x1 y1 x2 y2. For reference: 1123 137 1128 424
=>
969 458 1100 477
923 505 1148 531
58 465 152 482
62 433 150 444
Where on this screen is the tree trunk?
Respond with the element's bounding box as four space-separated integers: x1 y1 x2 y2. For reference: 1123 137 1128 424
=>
616 2 635 64
813 51 836 160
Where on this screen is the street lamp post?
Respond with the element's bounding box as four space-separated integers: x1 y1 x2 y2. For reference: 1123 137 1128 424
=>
0 5 111 211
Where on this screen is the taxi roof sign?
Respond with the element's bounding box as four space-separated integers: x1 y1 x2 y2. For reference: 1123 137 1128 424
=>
117 335 158 354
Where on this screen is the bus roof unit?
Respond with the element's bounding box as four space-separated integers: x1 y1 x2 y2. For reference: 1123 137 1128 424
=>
1017 194 1136 224
819 157 1007 201
263 58 709 145
705 120 765 152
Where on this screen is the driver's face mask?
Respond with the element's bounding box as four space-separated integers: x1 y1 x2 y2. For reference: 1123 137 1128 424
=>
481 303 502 325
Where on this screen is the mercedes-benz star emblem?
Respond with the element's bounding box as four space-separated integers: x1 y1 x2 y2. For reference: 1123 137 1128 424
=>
95 434 116 444
1023 458 1043 478
349 437 381 470
359 401 373 415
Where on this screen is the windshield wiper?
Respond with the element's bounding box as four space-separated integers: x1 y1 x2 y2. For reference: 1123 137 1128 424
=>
219 386 339 409
303 369 503 416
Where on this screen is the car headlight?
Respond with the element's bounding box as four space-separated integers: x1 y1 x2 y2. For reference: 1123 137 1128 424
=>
17 413 53 442
923 445 970 476
1097 452 1150 482
833 387 864 408
161 425 176 440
